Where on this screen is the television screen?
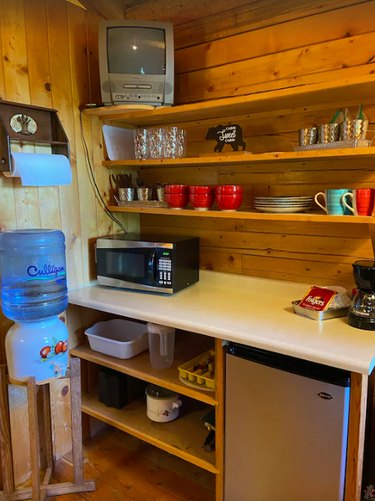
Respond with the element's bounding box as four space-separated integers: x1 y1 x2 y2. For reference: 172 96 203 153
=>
107 27 166 76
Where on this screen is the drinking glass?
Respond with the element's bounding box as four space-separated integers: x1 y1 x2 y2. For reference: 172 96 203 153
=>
133 128 149 159
148 127 164 159
177 128 187 158
163 126 180 158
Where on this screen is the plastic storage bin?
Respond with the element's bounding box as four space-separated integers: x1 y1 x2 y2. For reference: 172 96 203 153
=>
85 319 148 359
0 229 68 321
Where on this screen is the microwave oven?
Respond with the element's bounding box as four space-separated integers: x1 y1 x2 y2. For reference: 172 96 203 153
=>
96 233 199 294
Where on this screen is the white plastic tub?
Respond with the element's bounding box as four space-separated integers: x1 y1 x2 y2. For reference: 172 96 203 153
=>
85 319 148 359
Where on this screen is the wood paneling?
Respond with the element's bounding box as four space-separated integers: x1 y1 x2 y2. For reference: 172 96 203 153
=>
0 0 133 487
125 0 368 48
119 1 375 290
1 0 375 492
175 31 375 103
175 2 375 74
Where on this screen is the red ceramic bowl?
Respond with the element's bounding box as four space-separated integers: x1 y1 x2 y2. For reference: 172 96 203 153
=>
164 184 189 194
216 185 243 195
189 185 216 194
165 192 189 209
216 193 243 211
189 193 215 210
189 186 215 210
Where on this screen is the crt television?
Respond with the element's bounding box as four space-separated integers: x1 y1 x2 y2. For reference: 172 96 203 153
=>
98 20 174 107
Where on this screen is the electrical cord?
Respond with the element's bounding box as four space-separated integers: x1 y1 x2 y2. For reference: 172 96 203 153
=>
79 110 127 233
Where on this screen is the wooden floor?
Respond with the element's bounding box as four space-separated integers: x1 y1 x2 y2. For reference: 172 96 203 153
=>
50 427 215 500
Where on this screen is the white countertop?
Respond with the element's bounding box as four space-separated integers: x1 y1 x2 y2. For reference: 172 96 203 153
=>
68 271 375 375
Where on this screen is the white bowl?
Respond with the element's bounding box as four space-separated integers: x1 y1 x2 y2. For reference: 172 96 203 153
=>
85 319 148 359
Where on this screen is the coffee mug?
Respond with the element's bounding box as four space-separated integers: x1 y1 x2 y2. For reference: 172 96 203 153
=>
342 188 375 216
314 189 351 215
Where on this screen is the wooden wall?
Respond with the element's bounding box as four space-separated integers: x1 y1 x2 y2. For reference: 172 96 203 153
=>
123 0 375 289
1 0 375 488
0 0 128 486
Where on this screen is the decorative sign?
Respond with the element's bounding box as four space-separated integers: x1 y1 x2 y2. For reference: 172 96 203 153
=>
10 113 37 135
205 124 246 153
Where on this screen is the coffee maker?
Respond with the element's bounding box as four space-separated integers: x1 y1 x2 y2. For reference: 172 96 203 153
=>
348 260 375 330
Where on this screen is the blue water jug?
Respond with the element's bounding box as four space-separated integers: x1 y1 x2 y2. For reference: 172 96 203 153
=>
0 229 68 321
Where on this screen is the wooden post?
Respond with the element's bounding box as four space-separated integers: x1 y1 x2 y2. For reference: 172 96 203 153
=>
27 377 42 501
0 360 95 500
345 372 368 501
214 338 225 501
70 358 84 485
0 365 14 495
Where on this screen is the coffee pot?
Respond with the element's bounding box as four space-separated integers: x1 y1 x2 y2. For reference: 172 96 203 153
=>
348 260 375 330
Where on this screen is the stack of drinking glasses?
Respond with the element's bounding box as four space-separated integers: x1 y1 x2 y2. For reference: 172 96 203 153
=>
133 126 187 159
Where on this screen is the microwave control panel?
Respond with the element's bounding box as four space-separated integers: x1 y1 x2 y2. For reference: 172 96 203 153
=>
156 250 172 287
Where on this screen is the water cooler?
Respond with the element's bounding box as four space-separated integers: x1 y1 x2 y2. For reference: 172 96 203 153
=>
0 229 69 383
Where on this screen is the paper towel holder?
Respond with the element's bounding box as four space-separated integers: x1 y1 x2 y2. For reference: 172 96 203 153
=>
0 100 69 172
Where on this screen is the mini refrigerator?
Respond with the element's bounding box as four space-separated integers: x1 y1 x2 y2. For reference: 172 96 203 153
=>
225 343 351 501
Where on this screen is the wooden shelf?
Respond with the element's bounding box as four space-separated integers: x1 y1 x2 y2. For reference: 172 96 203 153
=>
84 75 375 126
71 333 217 406
80 391 217 473
103 147 375 169
107 205 375 224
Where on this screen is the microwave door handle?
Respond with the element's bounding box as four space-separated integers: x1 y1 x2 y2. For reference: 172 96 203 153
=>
148 249 157 283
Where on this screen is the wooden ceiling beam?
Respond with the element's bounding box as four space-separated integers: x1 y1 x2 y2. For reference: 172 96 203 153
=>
74 0 125 19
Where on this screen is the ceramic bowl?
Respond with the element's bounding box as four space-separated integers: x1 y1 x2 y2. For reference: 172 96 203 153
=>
216 185 243 195
165 191 189 209
189 185 216 194
164 184 189 194
189 186 215 210
216 192 243 211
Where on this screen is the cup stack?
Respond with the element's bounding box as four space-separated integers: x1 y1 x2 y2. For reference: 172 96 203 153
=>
133 126 187 160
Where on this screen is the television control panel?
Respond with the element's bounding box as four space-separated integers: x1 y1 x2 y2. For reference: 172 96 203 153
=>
112 91 163 104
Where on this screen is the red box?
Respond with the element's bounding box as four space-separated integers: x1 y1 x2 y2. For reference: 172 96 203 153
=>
298 286 337 311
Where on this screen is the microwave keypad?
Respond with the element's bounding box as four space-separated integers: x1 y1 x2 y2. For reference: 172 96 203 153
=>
158 257 172 286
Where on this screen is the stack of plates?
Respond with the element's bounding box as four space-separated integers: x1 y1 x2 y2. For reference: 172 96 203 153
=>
254 196 314 213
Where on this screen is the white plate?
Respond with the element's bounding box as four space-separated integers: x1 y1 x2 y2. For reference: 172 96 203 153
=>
254 203 312 209
254 197 313 202
254 202 312 206
255 206 312 213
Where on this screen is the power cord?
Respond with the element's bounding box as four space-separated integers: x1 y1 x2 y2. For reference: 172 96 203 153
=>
79 109 128 233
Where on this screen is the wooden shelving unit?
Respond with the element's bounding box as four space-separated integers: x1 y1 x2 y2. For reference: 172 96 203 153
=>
82 77 375 500
107 205 375 223
79 392 216 473
71 335 217 406
70 331 224 497
86 78 375 229
84 75 375 127
103 147 375 170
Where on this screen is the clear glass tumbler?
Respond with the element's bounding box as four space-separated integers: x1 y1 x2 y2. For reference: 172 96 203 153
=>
148 127 164 159
177 128 187 158
133 128 149 159
163 126 180 158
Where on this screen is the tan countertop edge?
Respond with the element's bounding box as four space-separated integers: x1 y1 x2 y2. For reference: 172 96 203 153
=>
68 270 375 376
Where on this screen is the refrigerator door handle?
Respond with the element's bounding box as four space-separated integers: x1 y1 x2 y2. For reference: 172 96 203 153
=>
318 391 333 400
